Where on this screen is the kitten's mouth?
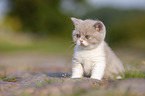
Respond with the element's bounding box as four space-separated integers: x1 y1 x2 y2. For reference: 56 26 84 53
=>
76 40 89 47
80 43 86 47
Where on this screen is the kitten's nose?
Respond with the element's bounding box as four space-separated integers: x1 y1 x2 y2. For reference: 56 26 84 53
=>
80 40 83 43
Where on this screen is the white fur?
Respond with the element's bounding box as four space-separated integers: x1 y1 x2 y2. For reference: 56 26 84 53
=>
116 76 122 79
77 40 81 45
82 40 89 46
72 41 106 80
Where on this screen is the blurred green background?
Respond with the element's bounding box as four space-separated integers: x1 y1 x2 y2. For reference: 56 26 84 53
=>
0 0 145 53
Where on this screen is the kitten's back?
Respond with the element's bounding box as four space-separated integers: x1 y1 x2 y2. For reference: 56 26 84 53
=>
104 41 125 78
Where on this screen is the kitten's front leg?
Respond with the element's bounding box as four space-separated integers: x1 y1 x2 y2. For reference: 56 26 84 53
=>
71 59 83 78
91 57 106 80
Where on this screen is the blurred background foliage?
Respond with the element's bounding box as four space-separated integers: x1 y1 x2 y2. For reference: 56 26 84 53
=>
0 0 145 53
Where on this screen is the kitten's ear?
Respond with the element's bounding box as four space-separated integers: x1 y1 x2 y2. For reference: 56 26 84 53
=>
93 21 105 32
71 17 83 26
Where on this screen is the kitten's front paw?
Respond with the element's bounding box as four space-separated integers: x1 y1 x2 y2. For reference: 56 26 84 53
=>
90 76 102 81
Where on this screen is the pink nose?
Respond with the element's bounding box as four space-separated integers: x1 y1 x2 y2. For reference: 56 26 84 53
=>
80 40 83 43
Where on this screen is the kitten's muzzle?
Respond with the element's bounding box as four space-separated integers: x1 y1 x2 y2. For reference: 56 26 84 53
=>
80 40 83 43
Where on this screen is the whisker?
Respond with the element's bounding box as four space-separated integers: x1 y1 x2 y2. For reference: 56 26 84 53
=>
65 43 75 53
68 43 76 50
65 41 74 45
64 41 76 53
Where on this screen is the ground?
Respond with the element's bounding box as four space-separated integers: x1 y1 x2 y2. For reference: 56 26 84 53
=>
0 49 145 96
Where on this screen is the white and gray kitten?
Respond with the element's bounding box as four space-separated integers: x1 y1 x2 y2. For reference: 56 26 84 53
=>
71 18 125 80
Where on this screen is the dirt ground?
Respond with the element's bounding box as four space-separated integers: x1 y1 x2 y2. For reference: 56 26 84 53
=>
0 49 145 96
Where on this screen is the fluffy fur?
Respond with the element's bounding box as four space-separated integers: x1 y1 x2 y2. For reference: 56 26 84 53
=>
71 18 125 80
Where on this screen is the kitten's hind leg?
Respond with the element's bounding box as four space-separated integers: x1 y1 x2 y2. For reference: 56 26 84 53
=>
71 60 83 78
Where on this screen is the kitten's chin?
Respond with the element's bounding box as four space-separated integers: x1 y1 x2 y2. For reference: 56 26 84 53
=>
80 43 87 47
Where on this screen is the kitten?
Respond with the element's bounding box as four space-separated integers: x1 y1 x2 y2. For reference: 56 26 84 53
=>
71 18 125 80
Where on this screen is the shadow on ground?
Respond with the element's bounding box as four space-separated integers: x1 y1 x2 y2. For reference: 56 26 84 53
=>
44 72 71 78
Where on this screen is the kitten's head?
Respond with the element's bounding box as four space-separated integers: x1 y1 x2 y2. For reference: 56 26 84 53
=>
71 17 106 49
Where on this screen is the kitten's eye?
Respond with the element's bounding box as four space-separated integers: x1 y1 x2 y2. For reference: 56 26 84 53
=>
76 34 81 38
85 35 90 39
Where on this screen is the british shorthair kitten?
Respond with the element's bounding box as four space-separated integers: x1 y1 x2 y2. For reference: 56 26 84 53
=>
71 18 125 80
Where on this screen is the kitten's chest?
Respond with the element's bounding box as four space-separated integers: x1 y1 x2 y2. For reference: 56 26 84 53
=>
74 45 104 64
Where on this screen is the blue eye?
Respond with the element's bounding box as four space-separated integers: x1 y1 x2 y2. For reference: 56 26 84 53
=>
76 34 81 38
